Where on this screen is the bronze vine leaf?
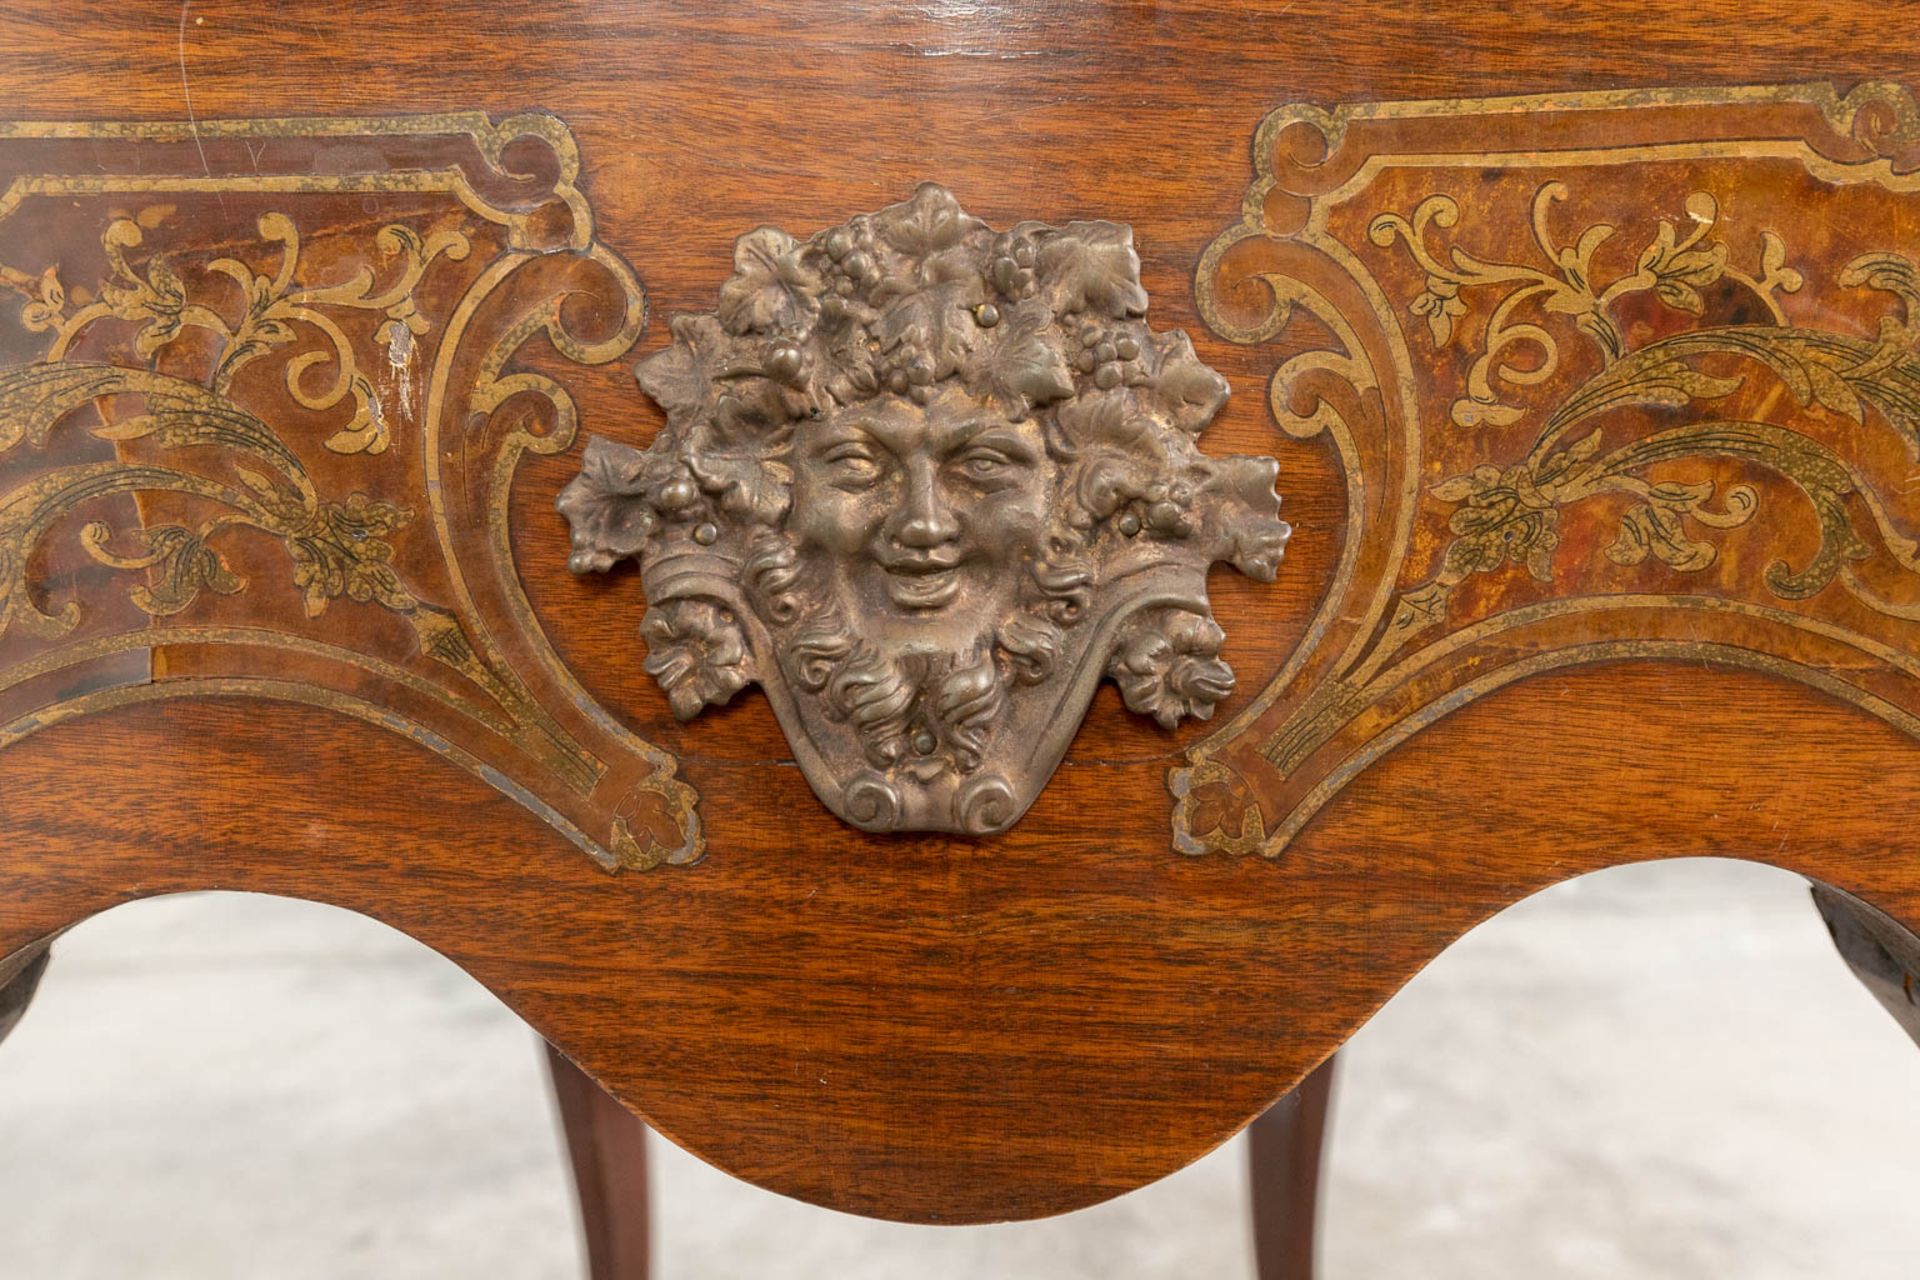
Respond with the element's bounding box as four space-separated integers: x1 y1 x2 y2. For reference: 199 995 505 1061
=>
1203 456 1291 581
1055 389 1160 455
1108 607 1234 730
873 278 983 380
811 308 881 404
556 436 662 573
683 450 792 525
1036 221 1149 319
640 598 754 720
963 300 1073 419
873 183 975 259
717 228 822 336
1145 331 1230 435
637 315 729 427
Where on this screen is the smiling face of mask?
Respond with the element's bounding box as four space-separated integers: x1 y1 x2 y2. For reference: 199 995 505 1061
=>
786 385 1055 654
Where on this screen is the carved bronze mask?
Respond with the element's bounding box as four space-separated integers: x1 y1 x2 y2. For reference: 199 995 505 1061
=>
559 184 1288 834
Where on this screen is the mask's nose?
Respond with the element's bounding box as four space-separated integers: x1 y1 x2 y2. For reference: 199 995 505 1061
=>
893 460 961 548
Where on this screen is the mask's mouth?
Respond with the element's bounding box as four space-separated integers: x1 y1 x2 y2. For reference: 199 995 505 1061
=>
880 556 963 610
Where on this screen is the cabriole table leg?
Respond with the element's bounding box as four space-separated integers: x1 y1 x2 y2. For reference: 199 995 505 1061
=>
1813 885 1920 1049
547 1041 653 1280
1248 1053 1339 1280
0 938 53 1051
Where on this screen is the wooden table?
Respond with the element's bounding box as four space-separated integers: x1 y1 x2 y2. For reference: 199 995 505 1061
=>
2 3 1917 1274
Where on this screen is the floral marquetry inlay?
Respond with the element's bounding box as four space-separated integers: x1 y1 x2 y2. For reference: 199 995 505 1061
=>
0 115 699 872
1179 80 1920 857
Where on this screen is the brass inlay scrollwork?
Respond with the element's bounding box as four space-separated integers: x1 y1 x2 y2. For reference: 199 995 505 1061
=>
1179 79 1920 858
0 115 699 871
1356 203 1920 691
1368 184 1807 428
0 359 415 629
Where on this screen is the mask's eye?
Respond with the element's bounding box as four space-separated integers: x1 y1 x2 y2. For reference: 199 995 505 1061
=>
955 446 1015 482
821 441 883 488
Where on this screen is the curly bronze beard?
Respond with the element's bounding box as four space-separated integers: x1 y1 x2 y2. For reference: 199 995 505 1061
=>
739 528 1090 774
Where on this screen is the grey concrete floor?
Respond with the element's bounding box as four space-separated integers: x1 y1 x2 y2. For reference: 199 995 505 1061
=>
1 858 1917 1278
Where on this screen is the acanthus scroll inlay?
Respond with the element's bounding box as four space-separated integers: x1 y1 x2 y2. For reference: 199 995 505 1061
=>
0 114 701 872
1178 79 1920 859
560 184 1290 834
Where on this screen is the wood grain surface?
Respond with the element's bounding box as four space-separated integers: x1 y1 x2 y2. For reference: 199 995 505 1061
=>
2 0 1919 1224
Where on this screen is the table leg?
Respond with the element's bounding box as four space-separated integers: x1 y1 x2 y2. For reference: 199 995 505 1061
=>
0 939 52 1051
1248 1053 1338 1280
547 1040 652 1280
1812 884 1920 1049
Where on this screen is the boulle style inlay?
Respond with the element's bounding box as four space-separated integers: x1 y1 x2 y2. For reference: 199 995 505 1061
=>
1177 80 1920 858
3 85 1918 872
0 115 700 872
560 185 1289 834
